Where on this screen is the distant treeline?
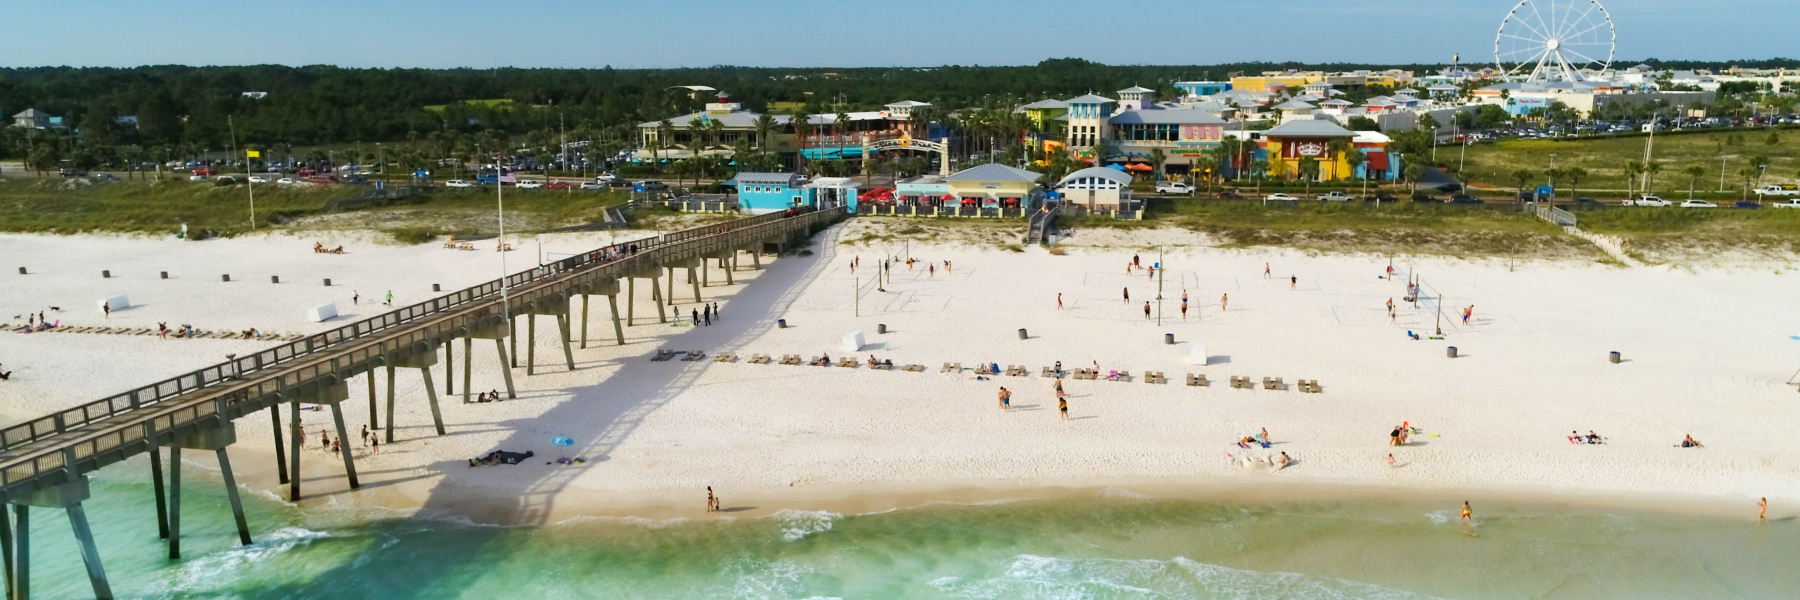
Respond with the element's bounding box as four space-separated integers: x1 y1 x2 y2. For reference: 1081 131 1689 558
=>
0 57 1794 156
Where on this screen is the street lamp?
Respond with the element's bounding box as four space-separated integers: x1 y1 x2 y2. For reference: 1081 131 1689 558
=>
1547 153 1557 204
1719 155 1731 192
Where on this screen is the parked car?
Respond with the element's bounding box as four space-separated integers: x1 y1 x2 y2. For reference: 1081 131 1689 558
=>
248 175 271 183
1733 201 1761 209
276 177 300 186
639 180 668 191
515 179 544 189
1624 195 1670 207
1559 197 1604 210
189 175 211 182
546 181 571 190
214 175 238 184
579 181 606 190
59 167 88 177
1410 193 1442 203
1679 199 1718 208
1433 182 1464 193
1216 189 1243 199
1155 181 1194 194
445 179 473 188
1316 191 1355 202
1265 193 1299 202
1365 193 1401 204
1448 194 1484 204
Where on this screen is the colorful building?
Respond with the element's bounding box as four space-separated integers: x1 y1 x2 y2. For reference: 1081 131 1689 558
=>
1056 167 1134 211
730 172 807 214
1174 81 1231 98
944 163 1044 208
1256 120 1363 181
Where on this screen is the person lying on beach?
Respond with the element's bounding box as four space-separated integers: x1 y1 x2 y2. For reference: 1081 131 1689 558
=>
1587 431 1603 444
1678 435 1704 448
814 353 832 366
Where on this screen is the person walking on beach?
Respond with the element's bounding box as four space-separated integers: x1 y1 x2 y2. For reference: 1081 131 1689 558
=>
849 259 856 274
1387 298 1397 323
1264 263 1271 279
706 486 717 512
361 425 370 447
1057 293 1064 309
384 290 393 306
1059 396 1069 420
1143 301 1151 319
1220 293 1228 312
1147 264 1155 280
1133 253 1140 268
1460 501 1472 523
1290 275 1297 290
691 309 701 326
353 290 360 305
945 260 952 275
1387 453 1396 468
929 264 935 278
998 387 1011 410
1462 305 1474 325
1759 497 1768 521
370 436 379 455
103 302 110 319
1054 379 1064 399
703 304 711 326
1123 287 1130 303
712 302 720 322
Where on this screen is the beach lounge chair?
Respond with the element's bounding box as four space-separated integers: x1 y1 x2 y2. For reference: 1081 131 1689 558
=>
713 352 736 363
1106 370 1130 382
941 362 961 373
836 357 858 368
780 354 802 365
681 351 707 361
1041 367 1057 378
1298 379 1321 393
974 364 994 375
747 354 770 364
1186 373 1209 387
1145 371 1166 384
1230 376 1253 390
651 350 677 362
902 364 926 372
1007 365 1027 377
1262 377 1283 391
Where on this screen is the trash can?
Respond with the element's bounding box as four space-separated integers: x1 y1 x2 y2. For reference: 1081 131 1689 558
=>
778 319 787 329
877 324 887 334
102 270 111 278
433 284 441 292
1609 351 1621 364
1446 346 1458 358
161 271 169 279
1018 328 1028 340
323 278 332 287
1165 333 1175 345
16 267 24 275
271 275 280 284
222 274 231 282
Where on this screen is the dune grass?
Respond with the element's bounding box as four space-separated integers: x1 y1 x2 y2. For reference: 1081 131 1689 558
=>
1576 206 1800 258
0 178 629 240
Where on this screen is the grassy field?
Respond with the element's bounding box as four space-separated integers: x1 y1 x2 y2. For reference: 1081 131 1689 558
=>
1070 199 1602 260
1457 129 1800 199
1573 205 1800 261
0 178 629 242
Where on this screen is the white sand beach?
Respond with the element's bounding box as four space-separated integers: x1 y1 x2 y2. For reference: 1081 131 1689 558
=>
3 222 1800 523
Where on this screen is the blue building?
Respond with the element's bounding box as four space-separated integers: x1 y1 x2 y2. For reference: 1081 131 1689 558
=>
729 172 806 214
1174 81 1232 98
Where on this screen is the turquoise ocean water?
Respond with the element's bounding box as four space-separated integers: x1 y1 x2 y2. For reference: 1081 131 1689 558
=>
15 470 1798 599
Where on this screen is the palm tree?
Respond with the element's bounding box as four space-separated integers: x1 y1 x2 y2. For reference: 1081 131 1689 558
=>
833 111 852 160
1191 155 1217 195
655 119 675 175
1251 159 1270 196
1342 147 1367 198
1149 147 1167 182
787 109 811 174
1218 136 1244 182
753 113 778 154
1402 162 1424 194
1326 138 1352 181
1684 165 1706 199
1736 165 1758 200
707 118 725 154
1623 161 1643 200
1510 168 1535 199
1565 167 1588 201
1643 162 1663 196
1297 157 1320 196
1750 154 1771 188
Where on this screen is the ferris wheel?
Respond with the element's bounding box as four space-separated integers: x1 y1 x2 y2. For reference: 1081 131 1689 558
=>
1494 0 1615 82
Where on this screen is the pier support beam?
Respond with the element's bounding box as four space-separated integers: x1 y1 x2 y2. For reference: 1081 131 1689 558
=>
391 352 445 440
626 278 635 326
287 399 302 502
168 422 254 558
367 371 378 431
608 294 625 345
10 457 113 600
468 322 514 400
580 294 589 349
557 313 576 371
149 444 169 539
383 364 396 444
526 314 537 376
462 337 473 405
690 267 702 302
270 406 288 484
444 340 454 395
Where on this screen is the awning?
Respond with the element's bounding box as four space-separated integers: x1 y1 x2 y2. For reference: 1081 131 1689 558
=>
1368 151 1389 170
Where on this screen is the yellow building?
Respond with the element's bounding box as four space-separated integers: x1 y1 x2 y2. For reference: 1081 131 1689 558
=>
1258 120 1360 181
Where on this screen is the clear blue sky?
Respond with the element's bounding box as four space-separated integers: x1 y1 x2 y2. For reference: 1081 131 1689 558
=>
3 0 1792 69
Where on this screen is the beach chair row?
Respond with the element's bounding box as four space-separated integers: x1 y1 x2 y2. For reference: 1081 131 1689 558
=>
11 324 304 341
648 351 1322 392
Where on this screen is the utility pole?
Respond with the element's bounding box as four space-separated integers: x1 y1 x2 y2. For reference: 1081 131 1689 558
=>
1155 245 1165 326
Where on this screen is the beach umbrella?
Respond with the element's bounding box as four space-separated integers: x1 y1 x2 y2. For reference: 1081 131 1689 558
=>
551 436 574 446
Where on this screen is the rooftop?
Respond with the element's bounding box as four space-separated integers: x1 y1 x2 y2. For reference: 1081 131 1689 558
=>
1263 119 1357 138
945 163 1042 184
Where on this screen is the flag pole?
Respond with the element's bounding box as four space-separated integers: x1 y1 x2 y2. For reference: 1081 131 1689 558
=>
247 149 257 229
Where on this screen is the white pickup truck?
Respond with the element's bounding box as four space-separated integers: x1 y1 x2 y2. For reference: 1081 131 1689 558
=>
1316 191 1355 202
1754 185 1800 196
1155 181 1194 194
1623 195 1670 207
1769 199 1800 209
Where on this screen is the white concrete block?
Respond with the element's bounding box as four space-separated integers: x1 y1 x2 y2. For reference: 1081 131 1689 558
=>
308 303 339 322
98 295 129 311
840 331 865 352
1188 342 1208 365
